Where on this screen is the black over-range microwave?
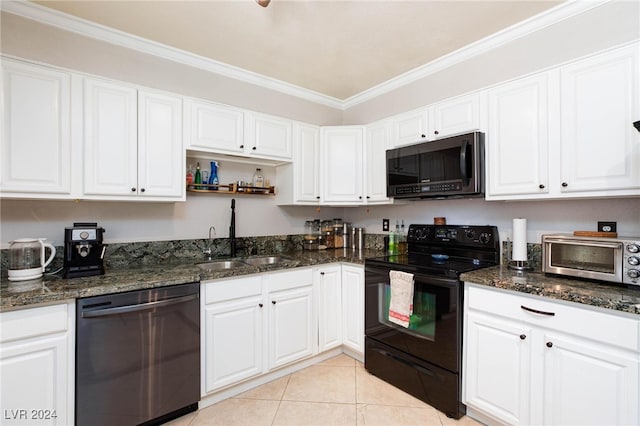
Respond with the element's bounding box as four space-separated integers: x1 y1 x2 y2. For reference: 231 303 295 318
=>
386 131 485 199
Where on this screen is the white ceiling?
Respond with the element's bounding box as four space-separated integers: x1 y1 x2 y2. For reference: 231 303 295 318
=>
31 0 563 101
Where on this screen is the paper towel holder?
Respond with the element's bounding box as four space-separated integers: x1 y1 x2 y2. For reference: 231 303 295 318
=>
506 238 533 271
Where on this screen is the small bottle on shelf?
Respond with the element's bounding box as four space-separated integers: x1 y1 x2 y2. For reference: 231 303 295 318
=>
252 168 264 188
194 162 202 189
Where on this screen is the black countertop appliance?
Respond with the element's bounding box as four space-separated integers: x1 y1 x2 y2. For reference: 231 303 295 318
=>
63 222 106 278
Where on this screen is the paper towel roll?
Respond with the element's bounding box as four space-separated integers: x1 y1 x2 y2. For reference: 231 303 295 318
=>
512 218 528 262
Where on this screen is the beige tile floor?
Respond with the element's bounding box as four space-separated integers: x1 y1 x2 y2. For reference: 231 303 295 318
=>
166 354 482 426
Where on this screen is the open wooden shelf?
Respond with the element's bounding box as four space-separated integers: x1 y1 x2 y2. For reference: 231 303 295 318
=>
186 183 275 196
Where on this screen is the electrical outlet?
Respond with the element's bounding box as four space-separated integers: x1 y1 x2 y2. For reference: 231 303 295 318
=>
598 221 617 233
382 219 390 232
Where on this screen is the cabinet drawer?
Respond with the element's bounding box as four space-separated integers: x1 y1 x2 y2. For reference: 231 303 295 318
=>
204 276 262 304
0 303 69 343
466 284 640 352
265 268 313 292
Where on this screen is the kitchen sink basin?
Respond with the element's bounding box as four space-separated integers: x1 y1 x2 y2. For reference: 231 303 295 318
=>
242 256 289 266
196 260 248 272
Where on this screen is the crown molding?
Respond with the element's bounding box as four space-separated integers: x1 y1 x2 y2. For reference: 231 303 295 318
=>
341 0 611 109
1 0 345 109
2 0 611 111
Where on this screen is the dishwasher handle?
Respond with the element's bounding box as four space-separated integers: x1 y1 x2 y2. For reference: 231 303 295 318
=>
81 293 198 318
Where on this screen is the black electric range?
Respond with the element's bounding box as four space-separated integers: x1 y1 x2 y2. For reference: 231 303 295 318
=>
364 224 500 419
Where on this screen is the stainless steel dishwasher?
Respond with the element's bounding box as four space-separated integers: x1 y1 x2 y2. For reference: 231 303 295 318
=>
76 282 200 426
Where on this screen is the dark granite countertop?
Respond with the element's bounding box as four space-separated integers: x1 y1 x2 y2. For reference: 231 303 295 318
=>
0 249 380 312
461 265 640 316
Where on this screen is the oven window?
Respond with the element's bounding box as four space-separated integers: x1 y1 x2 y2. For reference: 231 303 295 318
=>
378 282 440 341
550 243 615 273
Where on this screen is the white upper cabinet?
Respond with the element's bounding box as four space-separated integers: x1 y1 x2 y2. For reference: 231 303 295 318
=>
83 77 184 200
429 92 484 139
137 90 184 197
559 44 639 195
185 99 292 162
486 72 552 199
365 120 392 204
245 112 292 160
83 77 138 196
392 108 429 147
486 42 639 200
276 123 320 205
1 59 72 197
321 126 365 204
185 99 244 155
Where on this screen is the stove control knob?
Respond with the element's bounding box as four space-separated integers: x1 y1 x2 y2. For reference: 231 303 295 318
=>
627 244 640 254
628 256 640 266
628 269 640 279
479 232 491 244
465 230 476 240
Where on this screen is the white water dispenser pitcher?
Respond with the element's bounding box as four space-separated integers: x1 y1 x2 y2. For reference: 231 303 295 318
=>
8 238 56 281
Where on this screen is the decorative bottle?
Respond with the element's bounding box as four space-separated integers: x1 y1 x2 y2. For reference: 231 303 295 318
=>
208 161 219 185
194 162 202 189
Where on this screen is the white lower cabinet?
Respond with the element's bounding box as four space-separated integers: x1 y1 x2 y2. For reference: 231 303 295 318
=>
266 269 316 369
0 303 75 426
463 283 639 426
202 276 264 394
202 268 316 395
341 264 365 355
201 263 365 396
316 265 343 352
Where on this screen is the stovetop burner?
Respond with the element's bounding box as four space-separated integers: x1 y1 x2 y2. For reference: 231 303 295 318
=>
367 224 500 278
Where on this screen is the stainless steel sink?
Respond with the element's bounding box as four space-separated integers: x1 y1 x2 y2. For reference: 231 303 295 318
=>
196 260 248 272
242 256 289 266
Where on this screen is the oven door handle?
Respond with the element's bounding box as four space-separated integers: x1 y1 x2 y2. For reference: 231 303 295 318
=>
81 294 198 318
371 347 435 377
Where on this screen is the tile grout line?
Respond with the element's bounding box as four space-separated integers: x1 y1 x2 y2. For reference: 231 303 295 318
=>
271 373 292 426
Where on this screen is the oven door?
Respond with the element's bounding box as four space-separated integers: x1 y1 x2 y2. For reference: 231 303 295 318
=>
365 263 462 373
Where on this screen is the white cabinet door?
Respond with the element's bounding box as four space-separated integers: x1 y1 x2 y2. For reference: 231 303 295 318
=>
247 113 292 160
486 73 552 199
430 93 483 139
341 265 364 355
393 108 429 147
137 90 183 198
202 276 264 395
1 59 71 196
186 99 244 155
464 312 532 426
559 44 640 194
268 284 315 369
541 332 638 426
83 77 138 196
316 265 342 352
0 303 72 426
203 295 264 393
294 123 320 203
365 121 391 204
321 126 365 204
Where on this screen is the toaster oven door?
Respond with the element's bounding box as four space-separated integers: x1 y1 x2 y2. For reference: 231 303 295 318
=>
543 237 623 283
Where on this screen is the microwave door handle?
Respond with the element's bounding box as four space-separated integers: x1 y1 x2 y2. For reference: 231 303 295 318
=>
460 139 470 184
